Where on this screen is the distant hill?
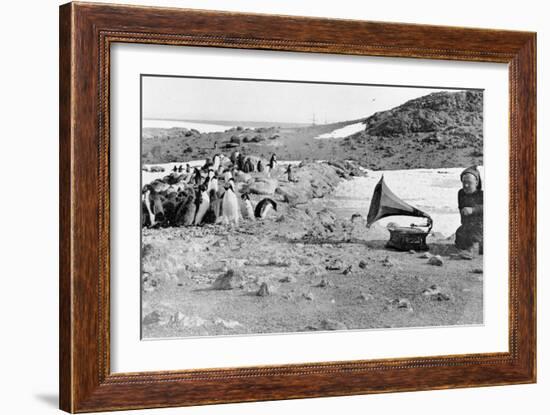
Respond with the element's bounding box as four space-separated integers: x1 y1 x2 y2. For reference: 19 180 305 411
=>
337 90 483 169
141 90 483 170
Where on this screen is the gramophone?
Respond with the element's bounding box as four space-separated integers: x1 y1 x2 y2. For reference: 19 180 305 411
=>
367 176 433 251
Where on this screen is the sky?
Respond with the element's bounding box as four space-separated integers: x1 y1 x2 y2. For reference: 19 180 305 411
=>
142 75 467 125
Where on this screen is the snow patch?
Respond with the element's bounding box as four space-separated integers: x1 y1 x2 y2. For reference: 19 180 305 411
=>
315 122 365 139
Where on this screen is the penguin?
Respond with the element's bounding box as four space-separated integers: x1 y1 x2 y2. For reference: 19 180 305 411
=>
269 154 277 169
237 153 245 171
177 165 183 173
207 169 218 194
257 160 264 173
212 154 221 172
223 169 233 183
142 187 156 227
254 198 277 219
241 193 254 219
286 164 296 182
194 185 210 225
230 150 240 166
203 188 221 224
267 153 278 177
221 179 240 225
244 158 254 173
172 165 178 172
180 192 196 226
193 167 202 186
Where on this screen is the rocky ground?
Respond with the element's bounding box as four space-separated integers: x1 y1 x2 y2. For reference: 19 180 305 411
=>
141 161 483 339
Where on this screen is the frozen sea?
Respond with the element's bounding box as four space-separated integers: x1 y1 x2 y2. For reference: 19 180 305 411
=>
142 119 239 132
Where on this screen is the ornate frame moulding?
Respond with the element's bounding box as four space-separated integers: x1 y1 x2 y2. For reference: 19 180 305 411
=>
59 2 536 412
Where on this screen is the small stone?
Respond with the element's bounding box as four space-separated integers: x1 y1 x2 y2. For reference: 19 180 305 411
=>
423 285 450 301
428 255 444 266
381 256 395 267
418 252 432 259
317 278 332 288
256 282 272 297
358 260 368 269
423 285 441 296
471 268 483 274
320 319 348 330
279 275 297 283
325 259 343 271
303 292 315 301
432 292 451 301
357 292 373 301
409 249 416 254
214 318 242 329
211 269 245 290
392 298 413 312
142 311 160 325
342 265 353 275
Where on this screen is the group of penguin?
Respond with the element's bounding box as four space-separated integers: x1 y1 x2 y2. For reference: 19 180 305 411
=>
142 152 279 228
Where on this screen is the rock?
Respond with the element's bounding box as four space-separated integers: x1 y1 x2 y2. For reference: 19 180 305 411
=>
325 258 343 271
214 318 242 329
432 293 451 301
423 285 450 301
358 260 368 269
267 256 291 267
234 172 252 183
225 258 247 268
142 310 171 326
248 178 278 195
381 256 395 267
471 268 483 274
320 319 348 330
423 285 441 296
303 292 315 301
279 275 297 283
409 249 416 254
396 298 413 311
142 273 159 292
276 184 309 205
342 265 353 275
211 269 245 290
171 313 207 327
428 255 444 266
357 292 373 302
256 282 272 296
142 311 161 325
316 278 332 288
418 252 432 259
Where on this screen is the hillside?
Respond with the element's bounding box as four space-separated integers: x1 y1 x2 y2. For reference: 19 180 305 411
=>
141 90 483 170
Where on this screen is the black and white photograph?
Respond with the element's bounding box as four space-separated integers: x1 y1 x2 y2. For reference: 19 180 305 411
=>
140 76 484 339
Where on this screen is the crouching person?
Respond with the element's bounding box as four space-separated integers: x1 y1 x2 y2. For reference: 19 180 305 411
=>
455 166 483 259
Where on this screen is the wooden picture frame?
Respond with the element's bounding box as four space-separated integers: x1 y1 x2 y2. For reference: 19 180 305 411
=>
59 2 536 412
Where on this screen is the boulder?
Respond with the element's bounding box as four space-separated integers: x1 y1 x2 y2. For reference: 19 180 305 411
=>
320 319 348 330
214 318 242 329
256 282 273 296
428 255 444 266
303 292 315 301
249 178 278 195
211 269 245 290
